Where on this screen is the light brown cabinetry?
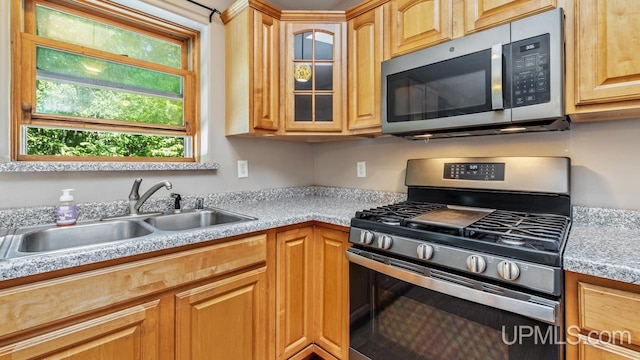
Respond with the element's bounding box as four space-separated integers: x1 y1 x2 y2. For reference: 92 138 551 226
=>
176 267 268 360
223 0 280 135
0 301 161 360
346 1 390 133
0 234 268 360
282 17 346 133
276 225 350 360
463 0 556 34
565 271 640 360
389 0 455 57
276 227 314 359
564 0 640 121
312 227 350 360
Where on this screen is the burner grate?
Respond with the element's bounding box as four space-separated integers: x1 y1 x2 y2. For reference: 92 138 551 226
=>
355 202 570 253
466 210 570 251
356 201 445 224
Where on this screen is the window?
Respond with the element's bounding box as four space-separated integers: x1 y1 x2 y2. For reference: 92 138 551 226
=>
12 0 200 161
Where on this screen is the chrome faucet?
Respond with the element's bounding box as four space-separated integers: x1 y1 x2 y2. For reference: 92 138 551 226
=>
128 178 172 215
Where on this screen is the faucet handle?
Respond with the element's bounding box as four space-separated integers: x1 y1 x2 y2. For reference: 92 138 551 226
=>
195 197 204 210
170 193 182 212
129 178 142 200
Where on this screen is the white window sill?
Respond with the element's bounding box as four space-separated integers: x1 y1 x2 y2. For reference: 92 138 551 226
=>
0 161 219 172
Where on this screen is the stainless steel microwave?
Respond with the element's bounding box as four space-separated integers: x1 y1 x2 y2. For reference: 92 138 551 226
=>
382 9 568 139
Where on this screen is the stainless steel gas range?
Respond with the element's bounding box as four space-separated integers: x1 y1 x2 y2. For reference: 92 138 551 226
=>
347 157 571 360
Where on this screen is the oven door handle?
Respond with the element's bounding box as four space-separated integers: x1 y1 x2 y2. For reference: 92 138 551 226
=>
346 250 559 325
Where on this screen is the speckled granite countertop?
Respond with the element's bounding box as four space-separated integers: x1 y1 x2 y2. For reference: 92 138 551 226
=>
0 187 405 282
3 190 639 286
564 206 640 284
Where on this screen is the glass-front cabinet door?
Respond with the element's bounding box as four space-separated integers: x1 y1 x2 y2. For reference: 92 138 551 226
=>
284 23 344 132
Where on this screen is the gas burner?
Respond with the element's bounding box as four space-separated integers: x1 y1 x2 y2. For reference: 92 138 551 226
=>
379 216 402 226
498 236 527 247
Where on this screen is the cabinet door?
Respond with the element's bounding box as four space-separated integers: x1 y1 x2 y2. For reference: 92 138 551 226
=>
347 4 388 132
390 0 454 57
577 336 640 360
573 1 640 108
175 268 267 360
276 227 314 359
224 5 279 135
313 227 349 360
253 10 280 131
284 23 344 132
0 301 160 360
464 0 556 34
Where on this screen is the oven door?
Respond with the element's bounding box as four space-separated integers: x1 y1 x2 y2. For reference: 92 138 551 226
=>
347 249 563 360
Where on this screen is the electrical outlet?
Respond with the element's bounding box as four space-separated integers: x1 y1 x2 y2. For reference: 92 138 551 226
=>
357 161 366 178
237 160 248 178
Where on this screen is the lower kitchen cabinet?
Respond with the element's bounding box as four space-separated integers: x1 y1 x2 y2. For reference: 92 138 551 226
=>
176 267 268 360
312 227 349 359
565 271 640 360
276 227 315 359
276 225 349 360
0 300 161 360
0 233 268 360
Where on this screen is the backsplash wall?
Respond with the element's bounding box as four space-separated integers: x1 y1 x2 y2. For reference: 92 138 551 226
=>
3 1 640 212
313 118 640 211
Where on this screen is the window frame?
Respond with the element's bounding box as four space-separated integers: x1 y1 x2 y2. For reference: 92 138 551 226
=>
11 0 201 162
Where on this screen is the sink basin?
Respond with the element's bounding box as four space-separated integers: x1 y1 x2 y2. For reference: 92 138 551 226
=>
144 209 255 231
14 220 153 253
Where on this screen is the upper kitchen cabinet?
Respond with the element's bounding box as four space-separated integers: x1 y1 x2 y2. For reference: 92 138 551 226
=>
564 0 640 121
346 0 390 133
282 13 347 133
463 0 556 34
389 0 457 57
222 0 281 136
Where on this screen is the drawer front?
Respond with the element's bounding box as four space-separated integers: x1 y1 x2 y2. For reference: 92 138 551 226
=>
0 234 267 339
578 335 640 360
579 282 640 347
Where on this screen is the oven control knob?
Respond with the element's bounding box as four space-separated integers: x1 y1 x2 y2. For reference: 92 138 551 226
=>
359 231 375 245
497 261 521 281
466 255 487 273
378 235 393 250
416 244 434 260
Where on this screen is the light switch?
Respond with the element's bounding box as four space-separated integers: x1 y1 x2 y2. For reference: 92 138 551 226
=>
357 161 366 178
237 160 248 178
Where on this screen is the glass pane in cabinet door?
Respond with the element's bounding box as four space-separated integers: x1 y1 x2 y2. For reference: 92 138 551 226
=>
316 95 333 121
295 94 312 121
315 64 333 90
294 32 313 60
314 32 333 60
294 63 313 90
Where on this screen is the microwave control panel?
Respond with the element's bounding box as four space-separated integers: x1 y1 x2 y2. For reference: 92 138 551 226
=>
511 34 551 108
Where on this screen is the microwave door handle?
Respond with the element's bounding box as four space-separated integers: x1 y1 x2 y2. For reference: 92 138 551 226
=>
491 43 504 110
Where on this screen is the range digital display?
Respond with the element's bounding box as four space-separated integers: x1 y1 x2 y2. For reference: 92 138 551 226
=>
444 162 505 181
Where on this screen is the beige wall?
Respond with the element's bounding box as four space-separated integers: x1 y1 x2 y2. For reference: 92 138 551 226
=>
3 1 640 211
313 119 640 210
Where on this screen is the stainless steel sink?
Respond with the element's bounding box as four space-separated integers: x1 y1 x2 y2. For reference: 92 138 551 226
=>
11 220 153 254
144 209 255 231
0 207 256 259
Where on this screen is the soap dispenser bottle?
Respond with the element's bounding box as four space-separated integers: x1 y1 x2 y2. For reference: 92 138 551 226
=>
56 189 77 226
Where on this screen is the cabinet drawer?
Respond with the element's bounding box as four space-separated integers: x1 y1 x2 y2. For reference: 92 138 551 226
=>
577 335 640 360
579 282 640 346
